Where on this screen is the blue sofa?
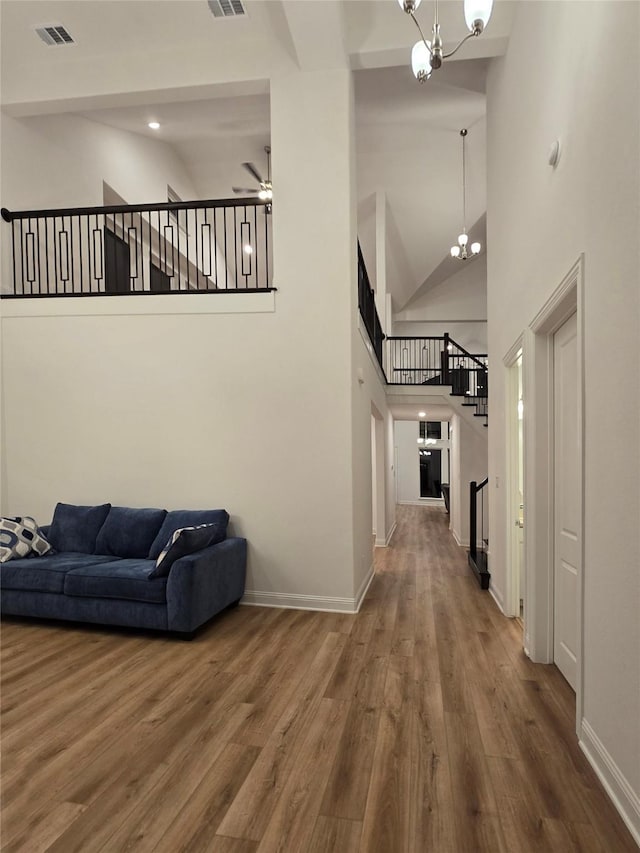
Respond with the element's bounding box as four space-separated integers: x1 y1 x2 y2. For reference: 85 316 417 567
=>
0 503 247 638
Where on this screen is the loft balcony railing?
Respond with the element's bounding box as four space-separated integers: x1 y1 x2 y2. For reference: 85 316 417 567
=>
387 333 487 389
1 197 273 297
358 242 385 371
387 333 488 422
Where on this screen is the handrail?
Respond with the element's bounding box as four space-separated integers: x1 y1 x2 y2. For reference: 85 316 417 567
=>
1 197 268 222
469 476 490 588
2 196 272 295
448 335 488 371
357 241 385 371
386 335 445 341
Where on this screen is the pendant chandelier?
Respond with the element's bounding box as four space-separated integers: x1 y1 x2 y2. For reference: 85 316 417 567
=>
397 0 494 82
451 129 481 260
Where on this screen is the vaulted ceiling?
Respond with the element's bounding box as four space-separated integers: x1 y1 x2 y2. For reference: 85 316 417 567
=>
0 0 515 310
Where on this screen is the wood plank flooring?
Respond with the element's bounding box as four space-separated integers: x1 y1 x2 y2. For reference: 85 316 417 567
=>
1 506 637 852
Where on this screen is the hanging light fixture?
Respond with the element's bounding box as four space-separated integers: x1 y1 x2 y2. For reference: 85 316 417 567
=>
450 129 481 261
398 0 493 82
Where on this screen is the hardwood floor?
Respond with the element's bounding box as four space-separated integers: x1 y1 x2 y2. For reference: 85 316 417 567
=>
1 506 637 852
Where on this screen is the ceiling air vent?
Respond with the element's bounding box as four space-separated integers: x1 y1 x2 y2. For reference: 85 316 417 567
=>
207 0 246 18
35 25 75 46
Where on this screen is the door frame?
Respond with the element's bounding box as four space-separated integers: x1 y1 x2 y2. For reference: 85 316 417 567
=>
371 403 386 548
502 337 524 622
524 255 585 734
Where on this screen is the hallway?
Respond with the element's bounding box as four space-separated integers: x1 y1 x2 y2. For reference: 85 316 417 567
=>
1 506 636 851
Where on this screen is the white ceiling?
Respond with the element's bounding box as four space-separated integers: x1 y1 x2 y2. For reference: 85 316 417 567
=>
1 0 515 308
388 403 454 421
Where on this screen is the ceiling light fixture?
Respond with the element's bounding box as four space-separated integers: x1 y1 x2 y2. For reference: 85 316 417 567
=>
450 129 481 260
148 122 160 130
418 411 426 417
398 0 493 82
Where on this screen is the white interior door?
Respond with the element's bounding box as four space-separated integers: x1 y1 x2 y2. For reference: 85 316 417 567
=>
553 312 579 689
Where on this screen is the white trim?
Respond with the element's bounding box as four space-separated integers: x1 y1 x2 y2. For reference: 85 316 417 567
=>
451 528 468 548
357 315 387 387
242 589 360 614
489 585 505 614
502 334 524 368
580 720 640 847
382 521 397 547
354 564 375 610
530 257 582 334
375 521 397 548
504 348 523 620
0 291 276 318
398 498 445 507
523 255 584 742
242 566 376 614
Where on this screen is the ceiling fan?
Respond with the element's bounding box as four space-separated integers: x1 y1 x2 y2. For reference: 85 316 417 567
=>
232 145 272 212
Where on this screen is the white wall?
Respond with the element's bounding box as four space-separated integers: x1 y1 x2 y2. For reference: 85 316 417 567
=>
396 420 420 504
1 67 368 612
0 113 201 295
392 321 487 354
393 255 487 351
395 420 450 505
1 113 198 210
396 255 487 322
351 325 396 589
487 0 640 831
449 413 488 547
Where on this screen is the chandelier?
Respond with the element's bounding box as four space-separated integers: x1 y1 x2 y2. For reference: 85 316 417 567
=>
451 129 481 260
397 0 494 82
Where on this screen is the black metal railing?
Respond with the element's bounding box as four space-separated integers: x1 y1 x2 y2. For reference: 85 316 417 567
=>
357 242 384 369
386 333 488 421
1 197 273 296
446 335 488 400
387 335 448 385
469 477 490 589
387 333 487 389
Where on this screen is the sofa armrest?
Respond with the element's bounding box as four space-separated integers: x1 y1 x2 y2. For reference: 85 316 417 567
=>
165 537 247 633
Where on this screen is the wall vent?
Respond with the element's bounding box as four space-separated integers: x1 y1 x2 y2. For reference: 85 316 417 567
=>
35 25 75 46
207 0 246 19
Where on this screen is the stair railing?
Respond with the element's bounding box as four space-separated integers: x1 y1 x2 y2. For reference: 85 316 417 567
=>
469 477 490 588
357 242 385 372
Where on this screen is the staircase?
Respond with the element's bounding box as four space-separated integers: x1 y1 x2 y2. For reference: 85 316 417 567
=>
386 333 489 426
444 334 489 427
469 477 490 588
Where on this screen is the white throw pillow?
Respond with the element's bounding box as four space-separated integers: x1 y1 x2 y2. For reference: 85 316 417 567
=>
0 516 52 563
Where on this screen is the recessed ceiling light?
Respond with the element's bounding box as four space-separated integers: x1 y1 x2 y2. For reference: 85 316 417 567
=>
418 411 426 417
148 122 160 130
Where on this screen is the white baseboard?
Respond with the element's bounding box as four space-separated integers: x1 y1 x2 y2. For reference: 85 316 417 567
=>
579 719 640 846
375 521 397 548
489 585 505 614
452 528 469 548
354 565 375 611
242 590 353 614
398 499 444 507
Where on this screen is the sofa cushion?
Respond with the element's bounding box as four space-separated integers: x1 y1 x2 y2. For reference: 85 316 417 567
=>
148 509 230 559
64 560 167 604
0 553 115 594
48 503 111 554
149 522 226 579
95 507 167 559
0 517 52 563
